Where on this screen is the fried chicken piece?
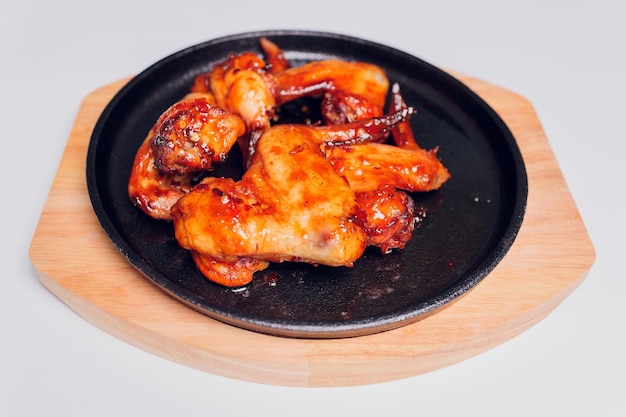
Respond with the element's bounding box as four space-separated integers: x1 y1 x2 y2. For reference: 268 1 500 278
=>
150 94 245 175
320 83 449 252
202 51 278 166
171 126 366 286
323 137 449 252
192 40 391 167
261 38 388 124
324 142 450 193
171 111 411 286
128 93 246 220
128 137 194 221
322 84 450 194
274 59 389 109
326 88 449 252
355 184 416 253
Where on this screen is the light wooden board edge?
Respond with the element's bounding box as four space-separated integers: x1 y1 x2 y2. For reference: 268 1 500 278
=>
29 74 595 387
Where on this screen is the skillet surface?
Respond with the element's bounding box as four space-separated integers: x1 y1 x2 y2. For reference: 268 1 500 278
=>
86 30 527 338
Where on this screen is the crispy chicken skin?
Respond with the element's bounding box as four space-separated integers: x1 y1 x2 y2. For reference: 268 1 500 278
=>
263 37 388 127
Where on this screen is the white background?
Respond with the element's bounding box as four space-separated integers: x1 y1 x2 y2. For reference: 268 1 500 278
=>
2 1 624 415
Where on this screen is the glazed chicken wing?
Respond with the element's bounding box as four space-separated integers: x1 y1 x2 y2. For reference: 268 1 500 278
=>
199 51 277 166
191 39 391 166
318 82 450 252
128 93 246 220
324 142 450 194
171 126 366 287
258 37 388 118
320 82 450 194
128 137 194 221
150 94 245 175
274 59 389 110
171 110 412 286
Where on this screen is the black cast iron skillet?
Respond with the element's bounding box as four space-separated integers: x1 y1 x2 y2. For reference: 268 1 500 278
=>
86 30 527 338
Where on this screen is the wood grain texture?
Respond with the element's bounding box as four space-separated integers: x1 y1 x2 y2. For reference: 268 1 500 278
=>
29 74 595 387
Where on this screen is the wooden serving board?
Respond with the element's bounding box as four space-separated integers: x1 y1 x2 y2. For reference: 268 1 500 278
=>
29 74 595 387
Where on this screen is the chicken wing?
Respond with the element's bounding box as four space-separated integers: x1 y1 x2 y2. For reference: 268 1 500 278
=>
151 93 246 175
201 51 277 166
324 143 450 194
191 39 391 166
274 59 388 108
170 110 411 286
128 93 246 220
260 37 388 125
321 84 450 252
